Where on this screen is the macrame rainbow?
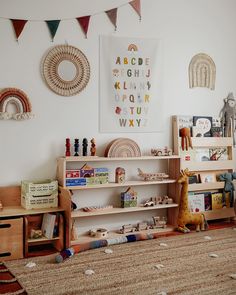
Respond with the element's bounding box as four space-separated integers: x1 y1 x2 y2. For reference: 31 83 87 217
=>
189 53 216 90
128 44 138 51
0 88 34 120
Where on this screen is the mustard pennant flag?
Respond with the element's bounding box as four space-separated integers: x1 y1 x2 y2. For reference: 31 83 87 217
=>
129 0 141 20
76 16 91 38
105 8 118 30
46 20 61 41
11 19 28 41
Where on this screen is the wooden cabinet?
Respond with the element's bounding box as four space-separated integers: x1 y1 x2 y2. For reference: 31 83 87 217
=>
0 186 64 260
172 115 235 221
57 156 180 248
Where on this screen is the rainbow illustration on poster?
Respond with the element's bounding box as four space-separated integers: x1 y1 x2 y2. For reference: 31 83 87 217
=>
0 88 34 120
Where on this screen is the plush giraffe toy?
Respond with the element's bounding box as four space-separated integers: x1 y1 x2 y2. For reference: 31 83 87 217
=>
177 169 208 233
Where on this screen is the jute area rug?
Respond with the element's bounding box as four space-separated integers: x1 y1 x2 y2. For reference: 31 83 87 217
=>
5 227 236 295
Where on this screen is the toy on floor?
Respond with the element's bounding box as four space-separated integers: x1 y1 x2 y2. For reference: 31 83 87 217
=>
219 92 236 146
82 138 88 156
152 216 167 229
55 247 74 263
65 138 71 156
74 138 79 156
177 169 208 233
219 172 236 207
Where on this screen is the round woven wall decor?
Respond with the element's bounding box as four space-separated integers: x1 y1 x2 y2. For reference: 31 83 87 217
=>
104 138 141 157
42 44 90 96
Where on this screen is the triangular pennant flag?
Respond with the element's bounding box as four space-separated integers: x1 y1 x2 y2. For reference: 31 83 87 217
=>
105 8 118 30
11 19 28 41
129 0 141 20
76 16 91 38
46 20 61 41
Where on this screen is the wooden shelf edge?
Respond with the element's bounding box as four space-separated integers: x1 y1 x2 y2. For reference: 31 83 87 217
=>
71 204 179 218
62 179 177 190
70 225 176 245
188 182 225 191
204 208 235 220
0 206 64 218
181 160 234 171
28 237 60 244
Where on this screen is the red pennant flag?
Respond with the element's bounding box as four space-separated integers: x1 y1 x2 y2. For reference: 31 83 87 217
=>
105 8 118 30
11 19 28 40
76 16 91 38
129 0 141 20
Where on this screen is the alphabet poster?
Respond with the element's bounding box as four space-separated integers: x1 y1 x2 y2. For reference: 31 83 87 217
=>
99 35 163 133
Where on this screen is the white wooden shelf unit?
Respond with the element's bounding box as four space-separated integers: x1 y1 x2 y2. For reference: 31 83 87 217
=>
57 155 180 247
172 115 235 221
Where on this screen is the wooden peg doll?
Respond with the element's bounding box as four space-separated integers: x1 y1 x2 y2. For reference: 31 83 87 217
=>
90 138 96 156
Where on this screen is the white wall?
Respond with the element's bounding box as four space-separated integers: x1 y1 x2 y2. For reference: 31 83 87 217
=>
0 0 236 186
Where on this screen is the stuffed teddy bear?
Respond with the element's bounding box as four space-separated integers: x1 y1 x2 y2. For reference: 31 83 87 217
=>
218 172 236 207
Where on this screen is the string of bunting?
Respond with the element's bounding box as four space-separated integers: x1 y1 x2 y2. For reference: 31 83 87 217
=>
1 0 141 41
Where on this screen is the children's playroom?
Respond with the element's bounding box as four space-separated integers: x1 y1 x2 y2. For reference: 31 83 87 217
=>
0 0 236 294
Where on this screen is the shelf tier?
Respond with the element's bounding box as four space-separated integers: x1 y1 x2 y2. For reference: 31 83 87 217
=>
28 236 60 245
70 225 175 245
71 203 178 218
178 137 233 147
0 206 64 218
181 160 234 171
188 182 225 192
60 155 180 162
62 179 176 190
204 208 235 220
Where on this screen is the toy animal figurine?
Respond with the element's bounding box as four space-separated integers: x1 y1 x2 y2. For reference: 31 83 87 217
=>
219 92 236 146
177 169 208 233
74 138 79 156
137 168 169 181
82 138 88 156
219 172 236 207
179 127 193 151
151 147 173 156
90 138 96 156
65 138 71 156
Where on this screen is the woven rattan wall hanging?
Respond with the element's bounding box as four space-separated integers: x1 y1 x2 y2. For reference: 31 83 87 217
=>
189 53 216 90
104 138 141 157
42 44 90 96
0 88 34 120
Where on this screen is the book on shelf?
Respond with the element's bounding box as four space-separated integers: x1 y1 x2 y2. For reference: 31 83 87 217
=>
195 148 210 162
199 172 217 183
211 192 224 210
209 148 228 161
179 148 196 161
41 213 56 239
212 117 222 127
211 127 223 137
178 116 193 136
188 192 205 213
204 192 212 211
192 116 213 137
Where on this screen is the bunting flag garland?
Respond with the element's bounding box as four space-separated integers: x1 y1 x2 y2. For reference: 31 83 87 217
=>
105 8 118 31
46 20 61 41
10 19 28 40
129 0 141 20
2 0 141 41
76 16 91 38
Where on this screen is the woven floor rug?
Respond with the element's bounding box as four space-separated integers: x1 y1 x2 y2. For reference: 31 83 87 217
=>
4 227 236 295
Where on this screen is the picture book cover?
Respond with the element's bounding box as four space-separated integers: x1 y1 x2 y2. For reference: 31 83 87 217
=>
179 148 196 161
209 148 228 161
41 213 56 239
199 172 216 183
192 116 212 137
195 148 210 162
178 116 193 136
211 192 224 210
204 192 212 211
188 193 205 213
211 127 223 137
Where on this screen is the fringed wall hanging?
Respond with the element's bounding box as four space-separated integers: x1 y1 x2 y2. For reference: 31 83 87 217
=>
189 53 216 90
42 44 90 96
0 88 34 120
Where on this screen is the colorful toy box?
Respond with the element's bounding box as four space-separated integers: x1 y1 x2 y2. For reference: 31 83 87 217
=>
21 179 58 209
65 164 109 187
121 187 137 208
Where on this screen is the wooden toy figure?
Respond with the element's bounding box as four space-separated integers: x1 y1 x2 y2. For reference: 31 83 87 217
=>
74 139 79 156
115 167 125 183
90 138 96 156
82 138 88 156
65 138 71 156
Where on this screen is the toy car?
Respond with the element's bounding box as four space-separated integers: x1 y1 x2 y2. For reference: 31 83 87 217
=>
143 200 155 207
119 224 136 234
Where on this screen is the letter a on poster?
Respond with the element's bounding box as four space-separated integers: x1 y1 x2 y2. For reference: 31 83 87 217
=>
99 35 163 133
